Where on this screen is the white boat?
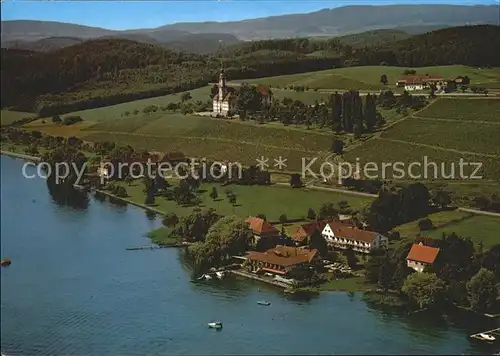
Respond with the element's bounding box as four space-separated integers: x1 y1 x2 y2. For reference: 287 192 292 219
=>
203 274 212 280
479 333 496 341
257 301 271 306
215 271 225 279
208 321 223 329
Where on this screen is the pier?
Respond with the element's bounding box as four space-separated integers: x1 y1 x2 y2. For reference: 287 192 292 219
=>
230 270 294 289
126 243 190 250
470 327 500 343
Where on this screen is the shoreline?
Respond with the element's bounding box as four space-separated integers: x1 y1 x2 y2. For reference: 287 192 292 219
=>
0 150 41 162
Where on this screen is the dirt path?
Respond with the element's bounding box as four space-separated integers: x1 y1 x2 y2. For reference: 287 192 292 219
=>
412 116 500 125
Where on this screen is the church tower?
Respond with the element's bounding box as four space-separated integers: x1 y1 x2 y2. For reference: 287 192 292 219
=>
218 67 226 100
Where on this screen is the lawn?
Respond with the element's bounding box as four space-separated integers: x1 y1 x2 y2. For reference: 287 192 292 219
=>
394 210 500 250
116 181 372 221
415 98 500 122
343 138 500 181
24 120 97 137
382 118 500 155
1 110 36 126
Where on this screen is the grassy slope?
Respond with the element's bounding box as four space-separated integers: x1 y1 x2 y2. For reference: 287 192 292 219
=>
232 65 500 90
382 118 500 155
415 98 500 122
1 110 35 126
395 210 500 250
118 181 371 221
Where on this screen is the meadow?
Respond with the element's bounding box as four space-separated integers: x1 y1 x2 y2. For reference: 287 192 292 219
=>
415 98 500 122
395 209 500 250
1 110 35 126
231 65 500 90
381 118 500 155
116 181 372 221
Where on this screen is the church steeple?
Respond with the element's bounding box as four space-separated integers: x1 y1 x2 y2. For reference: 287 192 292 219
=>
218 66 226 99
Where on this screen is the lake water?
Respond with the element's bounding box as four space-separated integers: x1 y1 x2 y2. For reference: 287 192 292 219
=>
1 155 497 355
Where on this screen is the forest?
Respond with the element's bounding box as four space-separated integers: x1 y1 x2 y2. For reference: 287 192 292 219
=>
1 25 498 115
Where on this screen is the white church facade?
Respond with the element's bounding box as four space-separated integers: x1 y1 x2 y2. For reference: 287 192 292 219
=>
212 67 272 117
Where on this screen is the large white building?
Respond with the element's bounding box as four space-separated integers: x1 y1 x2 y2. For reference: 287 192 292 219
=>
321 222 388 254
212 69 235 116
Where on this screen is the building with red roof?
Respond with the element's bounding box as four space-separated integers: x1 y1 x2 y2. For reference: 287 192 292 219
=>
246 245 320 275
406 242 440 272
321 222 388 253
247 216 280 244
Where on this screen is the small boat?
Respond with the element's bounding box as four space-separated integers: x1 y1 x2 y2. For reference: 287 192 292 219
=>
479 333 496 341
215 271 225 279
207 321 223 329
1 258 11 267
257 301 271 306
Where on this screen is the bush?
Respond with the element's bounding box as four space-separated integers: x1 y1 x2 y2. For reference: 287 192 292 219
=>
62 116 83 125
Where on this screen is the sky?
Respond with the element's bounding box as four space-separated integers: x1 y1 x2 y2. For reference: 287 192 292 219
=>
1 0 497 30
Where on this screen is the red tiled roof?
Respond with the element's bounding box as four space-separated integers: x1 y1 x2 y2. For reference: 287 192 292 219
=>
327 223 380 244
257 85 270 96
406 243 440 264
247 217 279 235
248 245 318 267
292 221 327 242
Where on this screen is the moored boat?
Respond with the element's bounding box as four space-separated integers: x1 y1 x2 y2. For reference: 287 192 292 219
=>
1 258 11 267
257 301 271 306
208 321 223 329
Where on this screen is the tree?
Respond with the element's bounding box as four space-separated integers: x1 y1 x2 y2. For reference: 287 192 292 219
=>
309 229 328 257
433 189 452 209
319 202 338 220
52 115 62 124
466 268 499 313
209 186 218 201
279 214 288 225
256 213 267 221
337 200 350 214
290 173 303 188
162 212 179 228
228 194 237 206
332 139 344 155
181 92 192 102
236 84 261 116
402 272 446 310
344 248 357 269
380 74 388 85
418 218 434 231
363 93 377 132
307 208 316 220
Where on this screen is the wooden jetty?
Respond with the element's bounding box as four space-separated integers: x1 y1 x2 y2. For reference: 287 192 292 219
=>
470 327 500 343
126 243 189 250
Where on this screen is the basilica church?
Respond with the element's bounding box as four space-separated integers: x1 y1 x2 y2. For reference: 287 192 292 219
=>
212 67 272 117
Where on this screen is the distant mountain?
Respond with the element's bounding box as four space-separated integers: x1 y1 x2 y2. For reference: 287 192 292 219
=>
1 36 84 52
0 20 117 42
1 4 497 43
1 32 240 54
162 4 499 39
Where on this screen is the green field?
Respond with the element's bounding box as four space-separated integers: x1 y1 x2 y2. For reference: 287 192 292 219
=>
58 86 212 122
382 118 500 155
416 98 500 122
344 138 500 180
116 181 372 221
395 210 500 250
232 65 500 90
1 110 35 126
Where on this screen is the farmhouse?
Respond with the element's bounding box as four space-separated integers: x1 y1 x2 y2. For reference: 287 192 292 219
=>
246 245 321 275
406 242 440 273
396 75 446 91
247 216 280 244
322 223 388 253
